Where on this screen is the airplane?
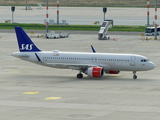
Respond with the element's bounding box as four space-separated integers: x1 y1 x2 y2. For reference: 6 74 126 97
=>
12 27 156 79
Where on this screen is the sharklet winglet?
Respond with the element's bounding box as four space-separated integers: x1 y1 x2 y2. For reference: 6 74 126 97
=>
91 45 96 53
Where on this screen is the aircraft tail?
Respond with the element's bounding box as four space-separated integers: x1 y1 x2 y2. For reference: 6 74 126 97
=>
15 27 41 52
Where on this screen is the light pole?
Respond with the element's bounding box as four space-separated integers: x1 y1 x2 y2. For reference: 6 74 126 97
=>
11 6 15 23
154 0 158 40
46 0 49 35
25 0 28 10
57 1 59 24
146 0 150 26
103 7 107 20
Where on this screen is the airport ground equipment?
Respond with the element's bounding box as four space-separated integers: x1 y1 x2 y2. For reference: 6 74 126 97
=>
93 21 100 25
44 19 68 25
145 26 160 36
46 31 59 39
59 32 70 38
5 20 11 23
45 31 70 39
37 3 43 10
98 20 113 40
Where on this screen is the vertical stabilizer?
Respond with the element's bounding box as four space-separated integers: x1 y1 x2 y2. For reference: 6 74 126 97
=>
15 27 41 52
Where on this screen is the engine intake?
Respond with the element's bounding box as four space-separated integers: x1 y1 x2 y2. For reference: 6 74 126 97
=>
86 67 104 77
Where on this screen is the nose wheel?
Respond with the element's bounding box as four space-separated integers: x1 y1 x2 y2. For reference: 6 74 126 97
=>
133 75 137 79
133 71 137 79
77 73 83 79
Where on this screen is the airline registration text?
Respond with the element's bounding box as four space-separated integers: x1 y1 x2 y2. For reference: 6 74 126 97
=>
52 54 59 56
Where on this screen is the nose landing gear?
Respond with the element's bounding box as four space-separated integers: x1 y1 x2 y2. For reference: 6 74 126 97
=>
133 71 137 79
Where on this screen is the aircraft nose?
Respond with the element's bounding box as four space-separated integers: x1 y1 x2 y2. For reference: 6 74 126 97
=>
149 62 156 70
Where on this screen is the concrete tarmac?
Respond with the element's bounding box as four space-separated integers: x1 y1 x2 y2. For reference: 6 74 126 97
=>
0 30 160 120
0 6 159 25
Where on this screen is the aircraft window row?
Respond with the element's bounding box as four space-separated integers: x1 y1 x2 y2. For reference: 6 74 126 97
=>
98 59 129 62
141 59 149 62
43 57 92 60
43 57 129 62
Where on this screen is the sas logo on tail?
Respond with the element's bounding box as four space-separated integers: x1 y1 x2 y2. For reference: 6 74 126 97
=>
20 44 33 50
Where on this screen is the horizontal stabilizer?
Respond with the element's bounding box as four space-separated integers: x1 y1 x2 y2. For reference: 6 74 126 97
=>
11 52 29 57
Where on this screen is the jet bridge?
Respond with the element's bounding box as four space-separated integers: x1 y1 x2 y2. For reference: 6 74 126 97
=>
98 20 113 40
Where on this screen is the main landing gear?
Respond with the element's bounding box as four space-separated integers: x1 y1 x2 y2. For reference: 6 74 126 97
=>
77 73 83 79
77 69 85 79
133 71 137 79
77 70 83 79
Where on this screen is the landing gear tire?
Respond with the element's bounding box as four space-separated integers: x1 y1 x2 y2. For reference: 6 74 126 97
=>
77 73 83 79
133 75 137 79
133 71 137 79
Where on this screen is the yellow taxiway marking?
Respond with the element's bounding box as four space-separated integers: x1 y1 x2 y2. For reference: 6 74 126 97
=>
45 97 62 100
23 91 39 94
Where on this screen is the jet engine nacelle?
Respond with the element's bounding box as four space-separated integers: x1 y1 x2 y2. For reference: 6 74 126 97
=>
105 71 120 74
86 67 104 77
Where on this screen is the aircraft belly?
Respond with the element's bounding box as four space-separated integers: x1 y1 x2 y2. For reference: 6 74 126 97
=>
41 63 69 69
111 62 130 71
111 66 129 71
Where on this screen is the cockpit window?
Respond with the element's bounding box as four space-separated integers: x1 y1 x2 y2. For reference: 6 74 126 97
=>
141 59 149 62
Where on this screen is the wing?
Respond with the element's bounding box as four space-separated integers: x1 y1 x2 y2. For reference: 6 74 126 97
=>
45 63 99 70
34 53 101 70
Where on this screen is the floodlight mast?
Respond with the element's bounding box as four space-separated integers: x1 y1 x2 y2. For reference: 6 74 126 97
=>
147 0 150 26
154 0 157 40
46 0 49 34
25 0 28 10
57 1 59 24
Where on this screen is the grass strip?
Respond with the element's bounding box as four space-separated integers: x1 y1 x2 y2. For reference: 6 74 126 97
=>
0 23 146 32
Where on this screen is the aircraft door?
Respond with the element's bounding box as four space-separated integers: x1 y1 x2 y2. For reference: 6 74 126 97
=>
130 56 136 66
